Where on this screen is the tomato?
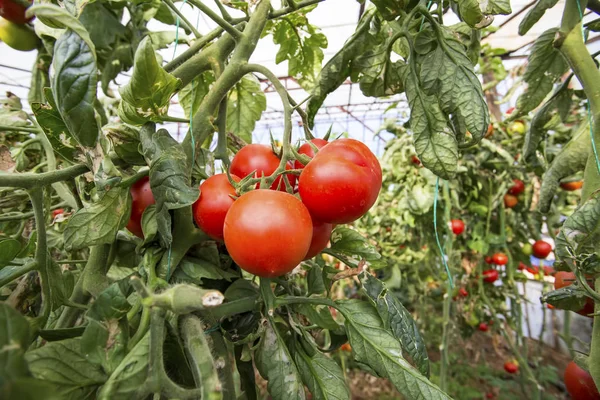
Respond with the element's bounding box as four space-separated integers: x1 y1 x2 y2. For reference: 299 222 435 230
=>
561 180 584 191
411 155 421 166
504 361 519 374
485 256 493 264
230 144 295 191
340 343 352 352
459 288 468 297
483 269 499 283
506 107 515 115
223 190 312 277
0 0 32 24
547 304 555 309
508 121 526 135
492 253 508 266
578 300 595 317
564 361 600 400
450 219 465 235
532 240 552 259
52 208 64 218
485 124 493 138
304 216 332 260
526 266 539 275
126 176 155 238
518 262 527 271
478 322 489 332
294 138 328 169
543 266 555 276
298 138 382 224
508 179 525 195
555 271 576 289
522 243 533 256
192 174 240 241
0 17 37 51
485 392 495 399
504 194 518 208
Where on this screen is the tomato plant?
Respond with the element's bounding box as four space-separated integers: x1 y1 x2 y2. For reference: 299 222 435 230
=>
564 361 600 400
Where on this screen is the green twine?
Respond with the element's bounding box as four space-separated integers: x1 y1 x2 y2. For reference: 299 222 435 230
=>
204 324 221 334
433 177 454 288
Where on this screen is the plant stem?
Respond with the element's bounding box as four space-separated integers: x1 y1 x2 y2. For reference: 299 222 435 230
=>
187 0 243 41
0 164 89 189
28 187 50 331
164 27 225 73
215 96 230 167
0 201 68 222
0 260 37 288
439 181 452 392
0 125 42 134
163 0 202 38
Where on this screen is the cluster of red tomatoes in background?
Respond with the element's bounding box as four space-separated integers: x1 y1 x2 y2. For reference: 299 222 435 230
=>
127 138 382 278
503 178 524 209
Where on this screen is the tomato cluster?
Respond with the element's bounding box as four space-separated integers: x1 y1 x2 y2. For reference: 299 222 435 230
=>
503 178 525 208
127 138 381 278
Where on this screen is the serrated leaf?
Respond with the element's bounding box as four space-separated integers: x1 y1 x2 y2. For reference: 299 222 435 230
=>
515 29 568 116
0 238 21 267
118 37 181 124
178 71 215 119
359 272 429 377
293 347 350 400
52 29 99 148
64 187 131 251
519 0 559 35
255 320 306 400
336 300 451 399
0 303 31 380
370 0 406 20
227 75 266 144
538 122 589 213
325 227 385 269
79 2 125 49
295 304 340 331
139 124 199 246
403 66 458 179
456 0 484 27
542 286 589 311
26 338 107 400
172 256 238 284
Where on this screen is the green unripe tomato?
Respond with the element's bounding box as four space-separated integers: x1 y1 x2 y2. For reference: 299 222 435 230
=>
0 17 38 51
522 243 532 256
507 121 526 136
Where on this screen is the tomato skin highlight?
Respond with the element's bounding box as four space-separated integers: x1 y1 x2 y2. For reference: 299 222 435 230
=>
298 139 382 224
294 138 328 169
508 179 525 195
532 240 552 259
192 174 240 241
450 219 465 235
491 253 508 266
504 362 519 374
561 180 584 191
126 176 155 238
0 0 32 24
564 361 600 400
304 216 332 260
483 269 499 283
223 190 312 278
230 144 295 191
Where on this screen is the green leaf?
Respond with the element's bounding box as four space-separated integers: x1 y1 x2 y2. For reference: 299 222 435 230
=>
227 74 266 144
255 320 306 400
519 0 559 35
403 66 458 179
307 264 326 295
0 93 32 127
118 37 180 124
420 33 489 142
28 50 51 106
359 272 429 377
178 71 215 119
538 122 589 213
485 0 511 15
140 205 158 246
39 327 86 341
336 300 451 399
63 187 131 251
223 279 260 301
78 2 125 49
103 123 145 166
293 347 350 400
0 303 31 380
515 28 568 116
235 345 257 400
52 29 99 148
542 286 589 311
172 256 238 284
87 283 131 321
370 0 406 20
0 238 21 267
101 43 134 95
1 377 59 400
26 338 107 400
325 227 385 269
295 304 340 331
97 332 149 400
456 0 484 27
139 124 199 246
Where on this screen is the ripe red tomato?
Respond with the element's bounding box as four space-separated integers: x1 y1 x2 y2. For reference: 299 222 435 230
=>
564 361 600 400
504 361 519 374
192 174 240 241
492 253 508 265
547 304 555 309
298 139 382 224
485 256 493 264
223 190 312 277
483 269 499 283
450 219 465 235
543 266 555 276
532 240 552 259
506 107 515 115
304 216 332 260
485 392 495 399
555 271 577 289
294 138 328 169
508 179 525 195
478 322 489 332
504 194 518 208
52 208 64 218
411 155 421 166
0 0 33 25
230 144 295 191
127 176 155 238
518 262 527 271
340 343 352 352
560 181 584 191
459 288 468 297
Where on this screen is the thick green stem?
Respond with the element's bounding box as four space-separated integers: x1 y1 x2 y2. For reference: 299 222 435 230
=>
187 0 243 40
28 187 50 330
81 244 112 298
0 125 42 134
164 27 225 73
215 96 230 166
0 201 67 222
0 260 37 288
0 164 89 189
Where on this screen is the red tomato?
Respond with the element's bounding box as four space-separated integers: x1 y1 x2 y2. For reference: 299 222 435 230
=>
518 262 527 271
230 144 295 191
543 266 555 276
506 107 515 115
294 138 328 169
340 343 352 352
560 181 584 191
555 271 576 289
0 0 32 24
547 304 555 309
485 256 493 264
492 253 508 266
508 179 525 195
504 194 518 208
564 361 600 400
483 269 499 283
304 216 332 260
411 155 421 166
52 208 64 218
192 174 240 241
298 139 382 224
223 190 312 277
485 392 495 399
126 176 155 238
450 219 465 235
526 266 540 275
532 240 552 259
459 288 468 297
504 361 519 374
478 322 489 332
